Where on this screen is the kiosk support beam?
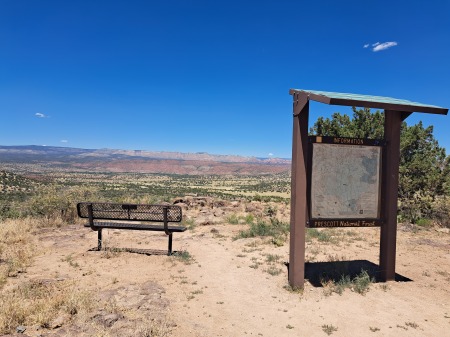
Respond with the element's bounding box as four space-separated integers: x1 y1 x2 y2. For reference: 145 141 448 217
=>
289 93 309 288
380 110 406 281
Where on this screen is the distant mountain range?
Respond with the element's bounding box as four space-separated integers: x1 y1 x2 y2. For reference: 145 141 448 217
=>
0 145 291 175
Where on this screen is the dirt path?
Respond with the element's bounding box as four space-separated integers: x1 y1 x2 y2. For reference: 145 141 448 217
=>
8 223 450 337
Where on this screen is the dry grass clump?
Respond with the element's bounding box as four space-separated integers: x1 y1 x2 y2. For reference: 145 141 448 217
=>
132 318 172 337
0 218 36 286
0 279 93 334
0 278 171 336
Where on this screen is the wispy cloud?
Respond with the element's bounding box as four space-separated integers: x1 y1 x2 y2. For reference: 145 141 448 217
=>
35 112 48 118
61 140 68 143
364 41 398 52
373 41 398 52
268 153 274 157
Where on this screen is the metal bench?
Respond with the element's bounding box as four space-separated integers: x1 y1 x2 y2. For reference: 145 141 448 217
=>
77 202 186 255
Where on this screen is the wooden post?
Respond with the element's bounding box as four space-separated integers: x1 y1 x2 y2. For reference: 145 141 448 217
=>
289 93 309 288
380 110 404 281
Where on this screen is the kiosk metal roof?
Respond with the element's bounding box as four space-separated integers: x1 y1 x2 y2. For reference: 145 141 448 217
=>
289 89 448 115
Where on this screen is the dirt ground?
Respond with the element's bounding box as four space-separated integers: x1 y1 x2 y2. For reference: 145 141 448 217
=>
4 222 450 337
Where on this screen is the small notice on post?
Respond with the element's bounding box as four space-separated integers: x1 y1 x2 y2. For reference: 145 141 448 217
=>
308 136 383 228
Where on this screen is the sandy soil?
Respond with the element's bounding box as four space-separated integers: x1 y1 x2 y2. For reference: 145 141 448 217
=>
4 222 450 337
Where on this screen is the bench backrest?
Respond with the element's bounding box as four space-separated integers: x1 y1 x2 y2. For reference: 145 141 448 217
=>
77 202 182 222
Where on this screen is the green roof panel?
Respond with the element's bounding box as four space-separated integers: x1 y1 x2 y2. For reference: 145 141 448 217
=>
289 89 448 115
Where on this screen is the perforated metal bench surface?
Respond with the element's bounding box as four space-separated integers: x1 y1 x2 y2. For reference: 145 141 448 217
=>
86 222 187 232
77 202 186 255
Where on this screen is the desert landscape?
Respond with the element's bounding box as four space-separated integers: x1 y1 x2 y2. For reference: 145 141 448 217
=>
3 1 450 335
0 147 449 336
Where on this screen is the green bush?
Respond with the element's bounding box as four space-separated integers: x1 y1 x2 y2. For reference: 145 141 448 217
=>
398 191 434 224
429 196 450 228
321 269 374 296
234 218 289 246
244 214 254 224
28 185 100 225
415 218 432 227
0 204 21 220
226 214 239 225
306 228 335 243
352 270 373 294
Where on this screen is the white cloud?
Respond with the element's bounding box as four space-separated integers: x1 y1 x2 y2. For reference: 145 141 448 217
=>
363 44 370 48
372 41 398 52
268 153 274 157
61 140 68 143
372 42 380 47
35 112 48 118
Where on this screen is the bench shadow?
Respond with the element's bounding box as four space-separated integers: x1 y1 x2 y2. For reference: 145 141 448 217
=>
286 260 412 287
88 247 171 256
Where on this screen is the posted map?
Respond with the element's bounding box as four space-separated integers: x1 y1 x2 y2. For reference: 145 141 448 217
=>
310 143 381 219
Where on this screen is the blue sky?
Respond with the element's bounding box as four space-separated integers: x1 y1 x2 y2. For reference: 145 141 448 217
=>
1 0 449 158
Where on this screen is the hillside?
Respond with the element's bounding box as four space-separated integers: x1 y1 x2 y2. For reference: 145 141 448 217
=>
0 170 41 193
0 145 291 175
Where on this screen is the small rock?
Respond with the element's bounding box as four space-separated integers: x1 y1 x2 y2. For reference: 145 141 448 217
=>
175 202 188 210
16 326 26 333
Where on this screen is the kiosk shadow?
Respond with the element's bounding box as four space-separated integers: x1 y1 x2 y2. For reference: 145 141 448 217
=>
287 260 412 287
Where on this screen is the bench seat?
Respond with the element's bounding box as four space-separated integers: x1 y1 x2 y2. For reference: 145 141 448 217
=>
86 221 187 232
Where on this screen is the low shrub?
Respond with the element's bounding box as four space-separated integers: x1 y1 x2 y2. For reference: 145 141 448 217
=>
429 196 450 228
226 213 239 225
234 218 289 246
306 228 336 243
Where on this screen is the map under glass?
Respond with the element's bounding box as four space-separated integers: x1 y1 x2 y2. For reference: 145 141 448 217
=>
310 143 382 219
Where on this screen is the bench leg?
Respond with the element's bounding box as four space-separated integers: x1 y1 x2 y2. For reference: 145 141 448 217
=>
98 229 103 251
168 233 173 256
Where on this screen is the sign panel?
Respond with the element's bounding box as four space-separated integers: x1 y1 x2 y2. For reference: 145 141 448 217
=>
308 136 383 228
